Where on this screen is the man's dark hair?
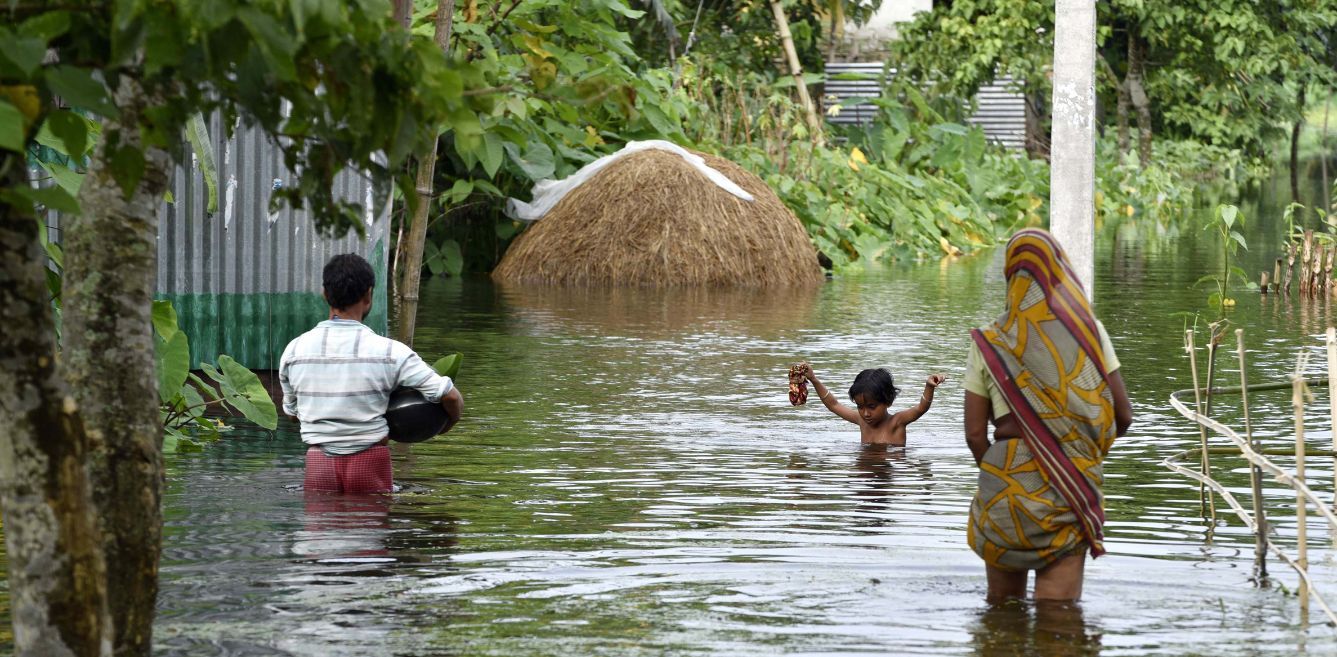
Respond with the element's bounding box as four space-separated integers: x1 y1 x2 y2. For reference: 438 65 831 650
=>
323 254 375 310
848 368 898 405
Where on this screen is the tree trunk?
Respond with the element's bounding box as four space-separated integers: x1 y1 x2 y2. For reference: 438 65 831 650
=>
826 0 845 62
63 75 172 657
1116 79 1130 162
1023 89 1050 160
1323 90 1331 214
1127 30 1152 168
1292 86 1307 204
769 0 825 145
396 0 456 347
0 153 112 657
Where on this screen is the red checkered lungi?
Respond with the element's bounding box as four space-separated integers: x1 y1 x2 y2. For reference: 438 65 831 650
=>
304 445 393 493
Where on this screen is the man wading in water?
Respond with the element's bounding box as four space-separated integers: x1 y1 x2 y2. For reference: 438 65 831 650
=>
280 254 464 493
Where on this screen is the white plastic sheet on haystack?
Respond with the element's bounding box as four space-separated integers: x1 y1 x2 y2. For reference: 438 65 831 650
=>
504 140 754 221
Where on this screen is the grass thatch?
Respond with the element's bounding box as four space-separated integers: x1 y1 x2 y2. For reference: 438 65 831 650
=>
492 149 824 287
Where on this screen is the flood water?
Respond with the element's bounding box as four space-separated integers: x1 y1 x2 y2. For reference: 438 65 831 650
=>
8 174 1337 655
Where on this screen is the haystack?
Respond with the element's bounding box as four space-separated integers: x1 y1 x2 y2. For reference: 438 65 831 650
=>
492 149 824 287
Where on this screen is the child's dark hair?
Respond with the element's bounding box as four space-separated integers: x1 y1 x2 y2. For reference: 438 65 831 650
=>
848 368 899 405
322 253 375 310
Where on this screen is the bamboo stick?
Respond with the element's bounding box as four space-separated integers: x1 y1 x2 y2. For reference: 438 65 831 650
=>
768 0 824 144
1328 328 1337 517
1202 328 1221 523
1302 230 1314 295
1186 329 1216 521
1161 448 1337 624
1261 271 1270 294
1236 329 1268 579
1285 244 1296 296
1320 247 1331 297
1188 446 1337 457
1292 356 1310 616
1317 244 1329 297
1274 258 1283 294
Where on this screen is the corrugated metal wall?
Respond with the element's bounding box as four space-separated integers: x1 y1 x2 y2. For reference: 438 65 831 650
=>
41 114 391 371
822 63 1028 149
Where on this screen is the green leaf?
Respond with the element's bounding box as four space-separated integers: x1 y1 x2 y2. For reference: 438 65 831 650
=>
37 160 84 197
188 372 222 403
152 299 179 340
209 355 278 430
431 353 463 379
440 239 463 277
9 185 80 214
1228 230 1248 251
423 240 444 276
495 219 520 240
1219 204 1239 229
21 12 73 43
504 141 555 181
0 33 47 78
37 110 93 158
157 330 190 403
0 100 26 152
447 178 474 204
184 113 219 213
110 144 146 199
45 66 118 118
480 133 505 178
236 8 298 82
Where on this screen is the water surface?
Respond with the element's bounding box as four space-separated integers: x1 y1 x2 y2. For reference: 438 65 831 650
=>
8 176 1337 655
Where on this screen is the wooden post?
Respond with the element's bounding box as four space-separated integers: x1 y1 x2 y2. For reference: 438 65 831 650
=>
768 1 824 144
1236 329 1268 579
1274 258 1283 294
1320 246 1331 298
1314 241 1327 297
1302 230 1314 296
1261 271 1270 294
1328 328 1337 517
1293 366 1310 616
1186 329 1216 521
396 0 456 347
1286 244 1296 296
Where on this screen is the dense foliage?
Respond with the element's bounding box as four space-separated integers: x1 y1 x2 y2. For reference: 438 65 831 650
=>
891 0 1337 157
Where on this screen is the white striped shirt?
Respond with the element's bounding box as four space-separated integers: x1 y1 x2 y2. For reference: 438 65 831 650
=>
279 319 454 447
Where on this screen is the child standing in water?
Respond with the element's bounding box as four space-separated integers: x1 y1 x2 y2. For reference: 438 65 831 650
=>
799 364 945 446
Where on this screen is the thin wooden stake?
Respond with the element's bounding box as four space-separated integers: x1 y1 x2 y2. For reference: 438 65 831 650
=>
1236 329 1268 579
1285 244 1296 296
1186 329 1216 521
1292 354 1310 616
1302 230 1314 295
1261 271 1270 294
1328 328 1337 517
1202 327 1221 523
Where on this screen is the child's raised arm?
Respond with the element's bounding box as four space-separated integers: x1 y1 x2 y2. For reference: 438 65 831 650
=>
802 364 860 425
893 374 946 425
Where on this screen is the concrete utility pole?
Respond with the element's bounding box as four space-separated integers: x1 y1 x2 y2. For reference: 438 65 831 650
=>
1048 0 1097 297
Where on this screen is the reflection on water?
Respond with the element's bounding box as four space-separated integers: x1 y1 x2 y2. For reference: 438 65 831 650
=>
5 173 1337 655
971 600 1101 657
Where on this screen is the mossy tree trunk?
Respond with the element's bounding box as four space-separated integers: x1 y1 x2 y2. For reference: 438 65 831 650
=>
62 74 173 657
0 153 113 657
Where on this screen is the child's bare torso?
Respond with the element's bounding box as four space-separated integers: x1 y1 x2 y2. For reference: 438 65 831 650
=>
860 413 908 446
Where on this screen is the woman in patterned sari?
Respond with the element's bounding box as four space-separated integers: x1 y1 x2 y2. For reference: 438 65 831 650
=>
963 228 1133 602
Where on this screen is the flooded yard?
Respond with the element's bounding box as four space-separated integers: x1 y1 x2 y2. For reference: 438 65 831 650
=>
7 184 1337 656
